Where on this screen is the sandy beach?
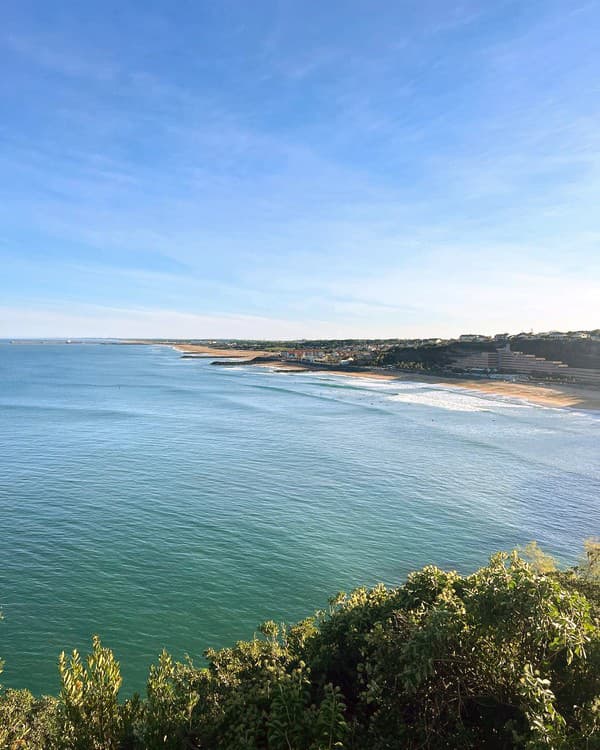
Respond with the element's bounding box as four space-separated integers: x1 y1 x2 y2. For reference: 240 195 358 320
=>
436 379 600 410
173 344 269 358
129 342 599 410
264 361 600 410
120 341 270 358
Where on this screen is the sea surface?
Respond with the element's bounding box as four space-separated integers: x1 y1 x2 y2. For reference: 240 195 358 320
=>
1 343 599 695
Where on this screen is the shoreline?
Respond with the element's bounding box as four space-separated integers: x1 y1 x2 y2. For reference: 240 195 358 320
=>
134 342 599 411
435 378 600 410
257 362 600 411
172 343 269 358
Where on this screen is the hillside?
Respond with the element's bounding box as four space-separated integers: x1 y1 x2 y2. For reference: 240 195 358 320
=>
375 340 497 369
375 337 600 372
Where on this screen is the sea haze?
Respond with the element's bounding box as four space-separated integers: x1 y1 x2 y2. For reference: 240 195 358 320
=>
1 343 599 694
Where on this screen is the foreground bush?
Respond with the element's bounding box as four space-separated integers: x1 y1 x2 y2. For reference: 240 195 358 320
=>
1 543 599 749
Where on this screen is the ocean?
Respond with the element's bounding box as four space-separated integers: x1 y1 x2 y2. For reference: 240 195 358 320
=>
1 343 599 695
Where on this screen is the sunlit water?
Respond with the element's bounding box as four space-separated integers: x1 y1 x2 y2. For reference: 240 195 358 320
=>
1 343 599 695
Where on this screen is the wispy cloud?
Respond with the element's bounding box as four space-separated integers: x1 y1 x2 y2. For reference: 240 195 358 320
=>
2 32 117 81
0 302 362 340
1 0 599 337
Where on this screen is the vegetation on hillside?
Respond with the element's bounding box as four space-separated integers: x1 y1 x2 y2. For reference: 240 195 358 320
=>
1 541 599 749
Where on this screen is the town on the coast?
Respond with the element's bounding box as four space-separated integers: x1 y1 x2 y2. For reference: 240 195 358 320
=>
15 329 600 388
167 329 600 387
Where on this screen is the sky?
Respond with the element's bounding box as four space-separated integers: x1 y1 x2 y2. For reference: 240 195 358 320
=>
1 0 599 339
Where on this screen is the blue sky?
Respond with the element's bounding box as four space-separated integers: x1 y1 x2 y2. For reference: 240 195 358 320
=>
1 0 599 338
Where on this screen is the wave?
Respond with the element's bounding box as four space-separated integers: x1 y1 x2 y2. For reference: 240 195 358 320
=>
0 402 142 418
387 386 530 413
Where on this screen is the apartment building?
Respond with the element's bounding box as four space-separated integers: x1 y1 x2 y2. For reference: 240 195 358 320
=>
453 344 600 385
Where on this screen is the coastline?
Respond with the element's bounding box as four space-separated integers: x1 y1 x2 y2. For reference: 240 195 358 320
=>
172 343 269 358
435 378 600 410
260 362 600 410
132 342 600 411
119 341 270 358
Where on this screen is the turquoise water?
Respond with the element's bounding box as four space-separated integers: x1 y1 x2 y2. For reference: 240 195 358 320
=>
1 343 599 695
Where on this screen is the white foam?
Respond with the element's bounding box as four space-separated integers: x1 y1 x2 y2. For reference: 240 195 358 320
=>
255 368 539 412
310 374 401 389
388 386 530 412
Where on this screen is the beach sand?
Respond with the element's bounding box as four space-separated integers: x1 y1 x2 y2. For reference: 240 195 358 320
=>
121 341 271 358
173 344 270 358
264 362 600 410
436 379 600 409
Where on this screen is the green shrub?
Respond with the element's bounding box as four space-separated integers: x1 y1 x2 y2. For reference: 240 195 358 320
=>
58 635 127 749
1 543 599 749
0 689 60 749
